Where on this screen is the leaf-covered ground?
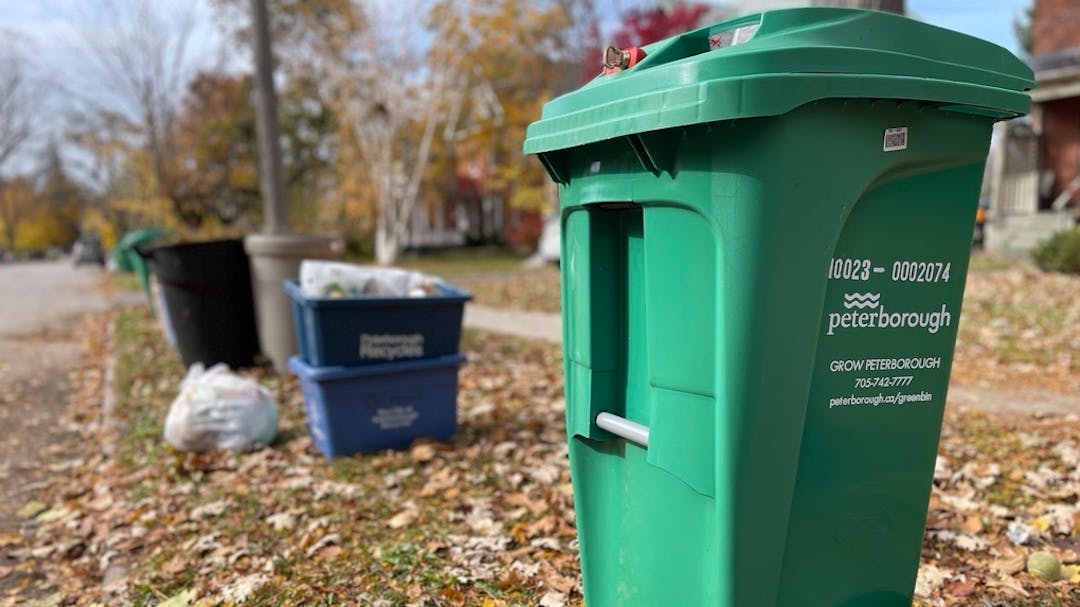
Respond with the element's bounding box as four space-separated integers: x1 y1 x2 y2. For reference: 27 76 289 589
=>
5 256 1080 606
4 308 578 607
953 257 1080 395
920 408 1080 606
451 268 561 315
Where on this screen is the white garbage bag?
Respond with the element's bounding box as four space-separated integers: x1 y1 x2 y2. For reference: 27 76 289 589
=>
164 363 279 452
299 260 442 298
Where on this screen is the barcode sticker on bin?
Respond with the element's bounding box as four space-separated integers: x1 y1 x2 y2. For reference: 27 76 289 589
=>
883 127 908 152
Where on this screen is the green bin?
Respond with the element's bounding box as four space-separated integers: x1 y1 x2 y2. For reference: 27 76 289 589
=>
114 228 170 306
524 8 1031 607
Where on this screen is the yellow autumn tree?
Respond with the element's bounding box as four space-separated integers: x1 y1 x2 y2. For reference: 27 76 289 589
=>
0 176 33 251
429 0 583 215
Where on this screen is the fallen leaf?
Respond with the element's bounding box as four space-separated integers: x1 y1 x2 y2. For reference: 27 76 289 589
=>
35 507 74 523
387 510 417 529
509 560 540 578
1062 564 1080 584
986 570 1031 598
190 499 228 521
961 515 983 534
17 501 47 519
411 444 436 463
529 465 560 485
219 575 268 603
160 555 187 575
538 591 566 607
915 564 952 597
23 594 64 607
990 552 1027 575
304 534 341 558
943 576 978 597
316 545 344 560
442 587 465 607
156 589 195 607
266 511 297 532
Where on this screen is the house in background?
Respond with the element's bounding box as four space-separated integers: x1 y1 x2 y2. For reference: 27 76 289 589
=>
408 0 909 255
403 153 545 252
986 0 1079 252
402 78 546 252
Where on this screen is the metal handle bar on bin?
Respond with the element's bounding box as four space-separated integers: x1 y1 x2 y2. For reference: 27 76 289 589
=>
595 412 649 448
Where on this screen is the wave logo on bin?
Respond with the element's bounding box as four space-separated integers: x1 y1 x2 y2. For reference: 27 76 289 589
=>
359 333 424 360
828 293 952 336
843 292 880 309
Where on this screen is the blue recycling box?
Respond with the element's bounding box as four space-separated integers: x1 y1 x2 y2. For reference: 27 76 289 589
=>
284 280 471 367
288 353 466 457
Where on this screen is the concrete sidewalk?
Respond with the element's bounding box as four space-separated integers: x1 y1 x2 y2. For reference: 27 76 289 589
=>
463 304 562 343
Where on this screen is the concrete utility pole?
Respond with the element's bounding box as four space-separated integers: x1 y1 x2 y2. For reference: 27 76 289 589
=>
244 0 343 371
250 0 288 234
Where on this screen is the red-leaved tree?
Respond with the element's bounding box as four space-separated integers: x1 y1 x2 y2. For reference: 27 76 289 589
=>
579 2 711 83
613 3 711 48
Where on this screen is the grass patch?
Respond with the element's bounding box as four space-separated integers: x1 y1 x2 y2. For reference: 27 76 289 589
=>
110 307 185 472
345 247 530 276
968 251 1020 273
454 266 562 314
110 272 143 293
955 262 1080 384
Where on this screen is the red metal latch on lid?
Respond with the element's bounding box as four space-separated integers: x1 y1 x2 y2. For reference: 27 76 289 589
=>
603 45 646 75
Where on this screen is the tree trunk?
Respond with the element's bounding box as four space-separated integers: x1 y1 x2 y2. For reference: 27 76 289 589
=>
375 199 400 264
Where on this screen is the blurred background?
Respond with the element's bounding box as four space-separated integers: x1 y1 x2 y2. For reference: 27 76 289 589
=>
0 0 1054 266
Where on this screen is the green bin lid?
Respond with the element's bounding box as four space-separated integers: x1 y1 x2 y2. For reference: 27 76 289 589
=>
524 7 1033 156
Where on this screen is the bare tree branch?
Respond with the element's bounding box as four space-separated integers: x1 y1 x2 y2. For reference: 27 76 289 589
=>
0 34 33 171
72 0 200 223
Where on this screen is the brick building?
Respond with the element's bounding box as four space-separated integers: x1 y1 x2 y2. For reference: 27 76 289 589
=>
985 0 1080 251
1029 0 1080 212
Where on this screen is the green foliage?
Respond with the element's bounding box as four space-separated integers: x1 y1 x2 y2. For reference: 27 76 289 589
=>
1032 228 1080 274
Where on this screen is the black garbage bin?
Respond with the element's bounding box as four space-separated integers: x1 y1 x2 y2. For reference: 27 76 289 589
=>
141 239 260 368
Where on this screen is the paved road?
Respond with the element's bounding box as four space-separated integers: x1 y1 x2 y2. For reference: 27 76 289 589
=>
0 261 116 377
0 261 110 334
0 261 121 544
